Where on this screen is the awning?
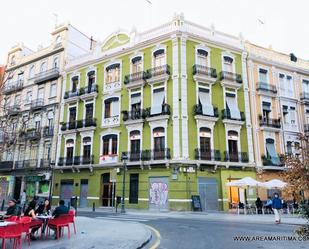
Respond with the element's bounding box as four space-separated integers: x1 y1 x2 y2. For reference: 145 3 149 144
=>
132 56 142 64
198 88 213 116
266 141 280 165
106 63 120 71
197 49 208 57
262 101 271 112
131 93 141 105
153 49 165 57
226 95 240 119
151 88 165 115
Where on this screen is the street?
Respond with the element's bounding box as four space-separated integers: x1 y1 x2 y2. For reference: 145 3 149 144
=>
78 211 308 249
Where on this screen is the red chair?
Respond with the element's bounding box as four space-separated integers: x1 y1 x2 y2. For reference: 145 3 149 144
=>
29 219 44 238
0 223 23 249
46 215 71 240
5 216 20 222
68 210 76 234
18 216 32 246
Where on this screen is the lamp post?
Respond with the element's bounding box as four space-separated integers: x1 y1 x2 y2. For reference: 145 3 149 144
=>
121 152 128 213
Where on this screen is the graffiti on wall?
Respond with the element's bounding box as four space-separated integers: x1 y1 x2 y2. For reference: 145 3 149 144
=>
149 181 168 206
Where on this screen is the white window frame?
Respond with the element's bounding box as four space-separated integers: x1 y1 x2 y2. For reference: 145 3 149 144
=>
257 66 270 83
152 44 167 68
221 52 235 73
130 53 144 74
129 88 143 111
70 72 80 92
83 100 95 120
99 130 120 159
126 124 143 157
67 104 78 123
49 82 57 98
151 83 167 112
80 131 94 157
104 60 122 85
195 45 211 67
86 66 97 86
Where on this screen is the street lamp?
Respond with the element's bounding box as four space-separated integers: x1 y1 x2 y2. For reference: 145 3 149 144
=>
121 152 128 213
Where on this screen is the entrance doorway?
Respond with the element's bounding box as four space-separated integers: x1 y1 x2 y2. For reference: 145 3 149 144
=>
101 173 115 207
79 179 88 208
149 177 169 211
60 180 74 206
198 177 218 211
13 177 22 201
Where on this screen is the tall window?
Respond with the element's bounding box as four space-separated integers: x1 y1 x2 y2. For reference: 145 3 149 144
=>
199 128 211 160
225 92 240 119
286 141 293 155
85 103 94 121
151 87 165 115
38 88 44 100
71 76 79 92
102 135 118 156
265 138 280 165
286 75 294 97
29 65 35 79
198 87 213 116
153 49 165 68
50 83 57 98
197 49 208 67
153 127 165 159
69 107 76 127
227 131 238 162
44 143 51 160
47 111 54 128
302 80 309 94
290 106 296 125
105 64 120 83
104 97 119 119
131 92 141 113
262 101 271 122
129 174 139 204
130 131 141 161
40 62 47 72
17 72 24 82
259 68 268 83
87 71 96 89
223 56 233 72
83 137 92 161
14 95 21 105
132 57 142 73
25 91 32 104
66 139 74 163
53 57 59 68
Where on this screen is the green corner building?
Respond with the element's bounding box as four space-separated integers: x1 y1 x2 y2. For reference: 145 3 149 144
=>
52 15 256 211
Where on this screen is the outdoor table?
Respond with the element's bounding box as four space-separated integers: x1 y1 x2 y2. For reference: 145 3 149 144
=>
35 215 53 235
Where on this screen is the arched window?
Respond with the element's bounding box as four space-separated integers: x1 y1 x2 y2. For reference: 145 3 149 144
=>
227 130 238 162
29 65 35 78
223 55 233 72
40 62 47 72
199 128 211 159
153 127 165 159
130 130 141 161
82 137 92 163
153 49 166 67
102 134 118 156
53 57 59 68
131 56 142 73
104 97 119 118
105 63 120 83
197 49 208 67
56 35 61 44
66 139 74 163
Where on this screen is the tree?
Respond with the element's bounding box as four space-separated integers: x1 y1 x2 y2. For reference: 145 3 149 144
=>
282 134 309 235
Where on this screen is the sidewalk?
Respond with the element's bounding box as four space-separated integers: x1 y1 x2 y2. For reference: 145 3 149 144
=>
27 216 151 249
77 207 308 225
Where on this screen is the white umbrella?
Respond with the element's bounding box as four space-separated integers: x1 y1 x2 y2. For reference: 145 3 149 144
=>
261 179 287 189
226 177 262 187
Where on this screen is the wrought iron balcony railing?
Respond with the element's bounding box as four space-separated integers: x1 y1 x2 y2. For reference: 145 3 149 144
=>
194 149 221 161
79 84 98 96
34 68 60 84
15 159 39 169
64 90 79 99
30 99 44 110
259 117 281 128
122 109 146 121
140 148 171 161
256 82 277 93
221 109 245 121
224 151 249 163
193 104 219 117
146 64 170 79
261 155 284 166
219 71 242 83
61 121 77 131
192 65 217 78
124 71 147 84
58 156 94 166
43 126 54 137
3 80 24 94
25 129 41 141
6 105 21 116
76 118 97 128
145 104 171 118
300 92 309 101
0 161 14 171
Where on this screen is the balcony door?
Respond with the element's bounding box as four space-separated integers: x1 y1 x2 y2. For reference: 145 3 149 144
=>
223 56 233 73
131 92 141 118
132 57 142 74
66 139 74 164
69 107 76 125
130 131 141 161
38 88 44 100
72 76 78 92
153 127 165 160
227 131 238 162
85 103 93 122
82 137 91 163
200 128 211 160
153 49 165 68
87 71 95 90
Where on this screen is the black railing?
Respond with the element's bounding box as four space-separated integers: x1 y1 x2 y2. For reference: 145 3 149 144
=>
124 71 147 84
195 149 221 161
0 161 14 171
261 155 283 166
259 117 281 128
79 84 98 96
40 159 51 168
73 155 94 165
76 118 97 128
61 121 77 131
192 65 217 78
122 109 146 121
30 99 44 110
43 126 54 137
224 152 249 163
34 68 60 84
58 157 73 166
300 92 309 101
140 148 171 161
304 124 309 132
64 90 79 99
3 80 24 94
256 82 277 93
145 104 171 118
146 64 170 79
219 71 242 83
15 159 38 169
193 104 219 117
25 129 41 141
222 109 245 121
6 105 20 116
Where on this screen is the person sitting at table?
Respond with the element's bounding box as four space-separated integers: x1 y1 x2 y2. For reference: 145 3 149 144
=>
1 199 21 219
36 199 51 215
48 200 69 239
265 196 273 214
255 197 263 214
24 199 37 219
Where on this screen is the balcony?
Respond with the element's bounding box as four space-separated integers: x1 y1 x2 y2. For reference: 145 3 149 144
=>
6 105 21 116
15 159 38 170
0 161 14 171
61 121 77 132
145 65 170 84
193 104 219 123
192 65 217 84
43 126 54 137
259 116 281 131
141 148 171 161
224 152 249 163
99 154 118 165
221 109 245 125
40 159 51 168
79 84 98 100
34 68 60 85
195 149 221 161
30 99 44 111
261 155 284 168
58 157 74 166
3 80 24 95
25 129 41 141
102 115 120 128
122 109 146 125
73 155 94 165
300 92 309 103
304 124 309 136
63 90 79 103
77 118 97 130
256 82 277 95
124 71 146 89
145 104 171 122
104 80 121 93
219 71 242 89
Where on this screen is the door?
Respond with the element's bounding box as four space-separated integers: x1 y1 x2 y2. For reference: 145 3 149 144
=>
198 178 219 211
101 173 113 207
79 180 88 208
149 177 169 211
85 103 93 122
13 177 22 201
60 180 73 206
38 88 44 100
228 139 238 162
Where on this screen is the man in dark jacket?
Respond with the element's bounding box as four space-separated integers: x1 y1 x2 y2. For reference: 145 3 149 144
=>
52 200 69 218
272 193 282 224
4 199 21 218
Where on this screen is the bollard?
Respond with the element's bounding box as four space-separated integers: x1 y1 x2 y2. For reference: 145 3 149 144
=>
92 202 95 212
1 199 4 211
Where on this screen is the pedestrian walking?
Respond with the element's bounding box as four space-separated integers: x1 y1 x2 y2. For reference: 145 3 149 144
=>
272 193 282 224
